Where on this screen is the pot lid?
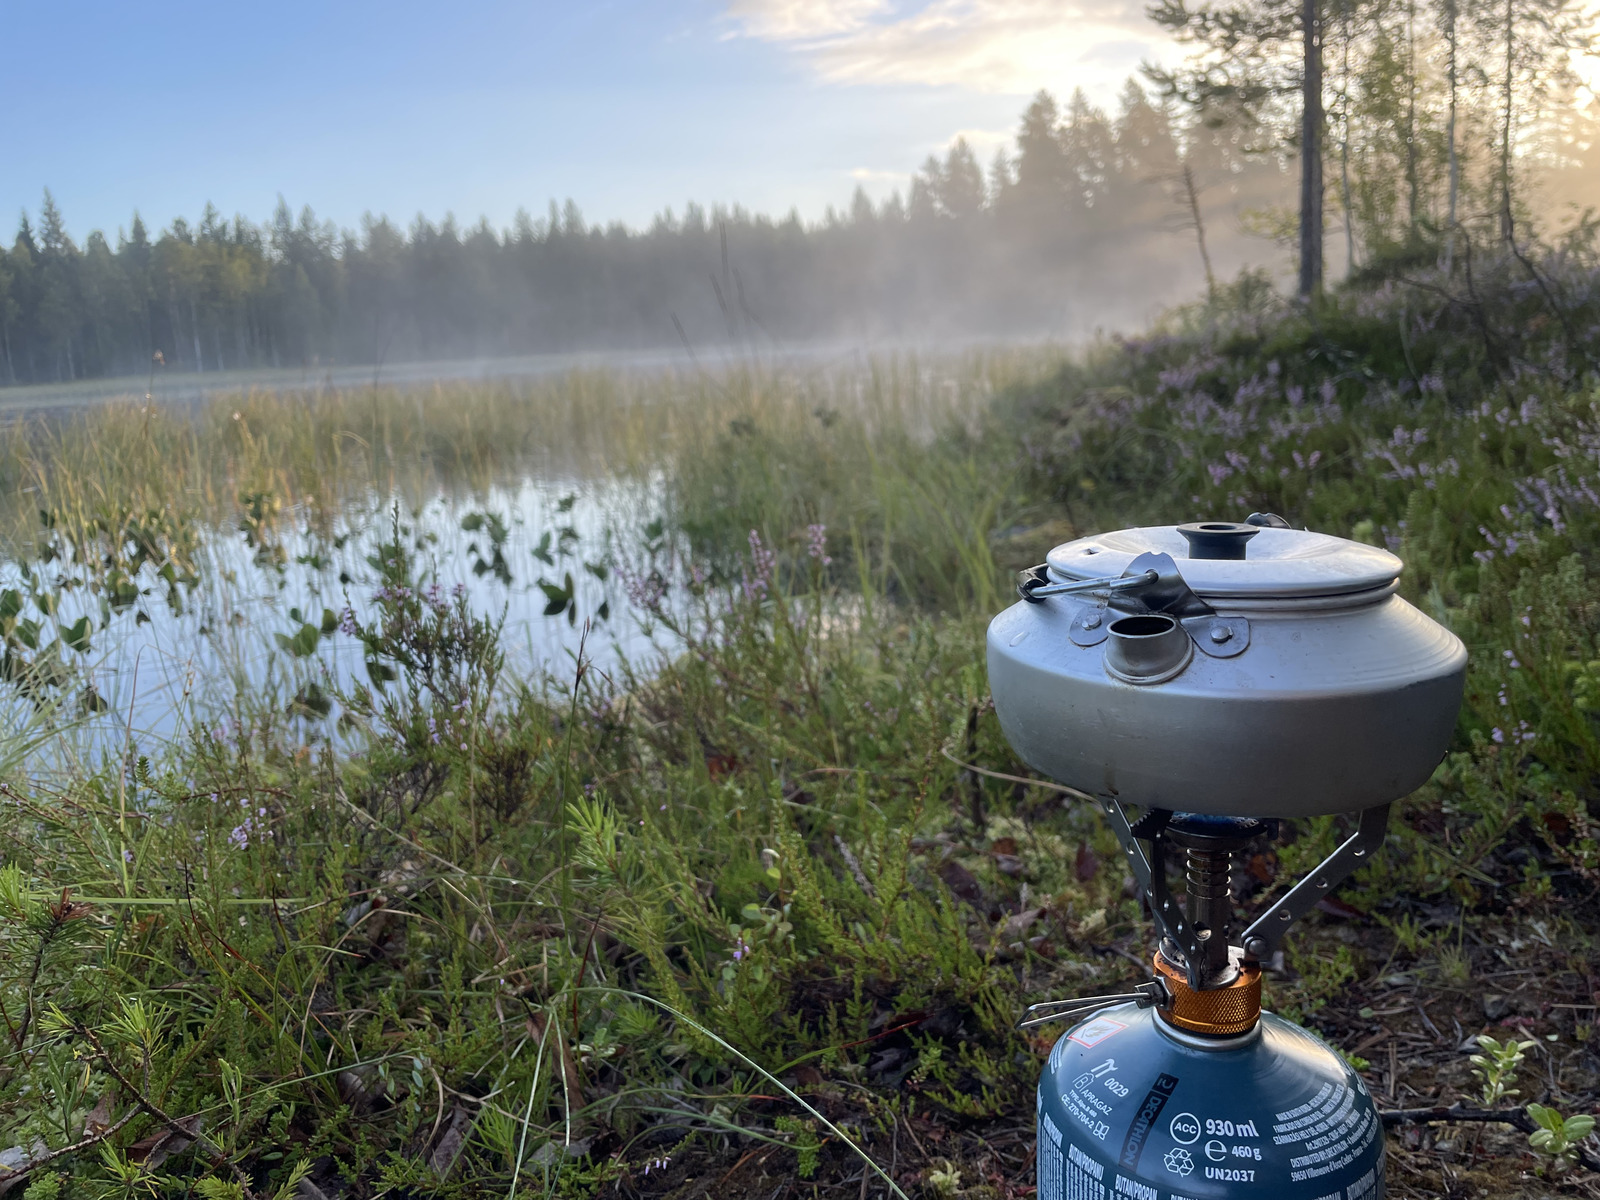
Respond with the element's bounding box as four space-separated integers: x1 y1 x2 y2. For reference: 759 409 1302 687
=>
1046 524 1402 599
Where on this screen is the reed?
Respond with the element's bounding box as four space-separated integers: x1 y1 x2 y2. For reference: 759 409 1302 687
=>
0 347 1057 551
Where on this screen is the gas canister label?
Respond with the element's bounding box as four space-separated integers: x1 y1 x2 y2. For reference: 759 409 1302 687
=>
1069 1016 1128 1048
1272 1083 1380 1184
1037 1012 1385 1200
1036 1135 1108 1200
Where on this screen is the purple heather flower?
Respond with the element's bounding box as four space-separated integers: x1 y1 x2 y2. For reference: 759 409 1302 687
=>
742 530 776 600
623 566 668 611
806 523 831 565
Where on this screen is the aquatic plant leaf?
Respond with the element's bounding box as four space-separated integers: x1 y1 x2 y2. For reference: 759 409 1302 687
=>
60 617 92 653
274 623 321 658
537 573 575 617
289 682 332 720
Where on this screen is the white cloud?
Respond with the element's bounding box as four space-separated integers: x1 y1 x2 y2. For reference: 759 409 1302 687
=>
725 0 892 38
725 0 1179 104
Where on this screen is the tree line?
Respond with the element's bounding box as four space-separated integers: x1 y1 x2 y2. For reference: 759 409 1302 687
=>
1149 0 1597 292
0 3 1594 386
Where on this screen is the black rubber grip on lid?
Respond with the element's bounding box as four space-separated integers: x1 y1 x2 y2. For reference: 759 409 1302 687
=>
1177 521 1260 560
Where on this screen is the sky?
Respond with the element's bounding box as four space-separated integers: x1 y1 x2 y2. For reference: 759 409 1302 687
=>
0 0 1183 243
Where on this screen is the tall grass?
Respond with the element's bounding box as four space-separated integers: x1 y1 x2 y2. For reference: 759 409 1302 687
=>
0 348 1058 556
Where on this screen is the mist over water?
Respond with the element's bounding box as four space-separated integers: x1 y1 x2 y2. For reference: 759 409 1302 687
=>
0 88 1309 393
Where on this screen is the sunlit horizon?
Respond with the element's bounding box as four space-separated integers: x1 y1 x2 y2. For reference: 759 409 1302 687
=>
2 1 1188 242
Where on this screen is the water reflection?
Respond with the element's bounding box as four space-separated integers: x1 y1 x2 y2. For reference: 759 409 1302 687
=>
4 474 674 766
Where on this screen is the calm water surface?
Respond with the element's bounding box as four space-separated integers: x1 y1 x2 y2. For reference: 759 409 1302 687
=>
5 472 681 767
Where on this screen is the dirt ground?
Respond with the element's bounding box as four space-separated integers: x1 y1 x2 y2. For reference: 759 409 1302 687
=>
596 909 1600 1200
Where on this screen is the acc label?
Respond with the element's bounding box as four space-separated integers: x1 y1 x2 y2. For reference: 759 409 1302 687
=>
1168 1113 1201 1145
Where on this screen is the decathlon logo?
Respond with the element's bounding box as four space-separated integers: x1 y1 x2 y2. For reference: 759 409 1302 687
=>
1117 1074 1180 1171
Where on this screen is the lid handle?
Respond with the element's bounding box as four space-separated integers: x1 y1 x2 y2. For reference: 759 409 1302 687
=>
1177 521 1260 560
1245 511 1291 528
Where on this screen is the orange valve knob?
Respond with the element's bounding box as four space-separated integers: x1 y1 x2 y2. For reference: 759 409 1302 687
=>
1153 953 1262 1037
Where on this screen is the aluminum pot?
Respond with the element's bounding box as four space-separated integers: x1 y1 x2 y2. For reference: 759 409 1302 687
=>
986 521 1467 818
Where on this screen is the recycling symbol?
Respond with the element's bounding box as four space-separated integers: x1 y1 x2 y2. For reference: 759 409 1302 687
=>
1163 1147 1195 1177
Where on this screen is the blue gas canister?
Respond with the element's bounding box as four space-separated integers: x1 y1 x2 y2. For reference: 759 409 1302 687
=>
1036 1006 1383 1200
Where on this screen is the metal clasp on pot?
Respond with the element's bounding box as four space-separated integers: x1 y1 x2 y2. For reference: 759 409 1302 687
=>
1017 553 1250 664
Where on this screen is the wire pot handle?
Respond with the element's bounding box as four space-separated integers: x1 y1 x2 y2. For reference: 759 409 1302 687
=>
1017 565 1159 603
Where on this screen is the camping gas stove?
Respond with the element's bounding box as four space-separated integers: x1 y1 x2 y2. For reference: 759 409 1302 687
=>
986 518 1467 1200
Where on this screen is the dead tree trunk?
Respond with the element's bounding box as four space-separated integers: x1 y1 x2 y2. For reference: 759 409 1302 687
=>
1300 0 1325 298
1499 0 1516 245
1182 163 1217 299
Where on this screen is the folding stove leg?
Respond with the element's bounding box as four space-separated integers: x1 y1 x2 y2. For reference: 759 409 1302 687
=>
1240 802 1391 960
1097 798 1208 991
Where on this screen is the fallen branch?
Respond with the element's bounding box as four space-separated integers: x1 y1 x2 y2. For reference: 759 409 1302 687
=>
77 1025 260 1199
0 1108 138 1189
1381 1103 1600 1172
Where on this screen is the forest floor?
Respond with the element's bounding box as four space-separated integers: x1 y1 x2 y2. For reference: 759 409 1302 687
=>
582 834 1600 1200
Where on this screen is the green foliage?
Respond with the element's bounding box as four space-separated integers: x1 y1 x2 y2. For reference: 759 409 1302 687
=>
774 1115 821 1178
927 1161 964 1198
0 261 1596 1194
0 419 1039 1195
1470 1035 1536 1107
1526 1103 1597 1174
